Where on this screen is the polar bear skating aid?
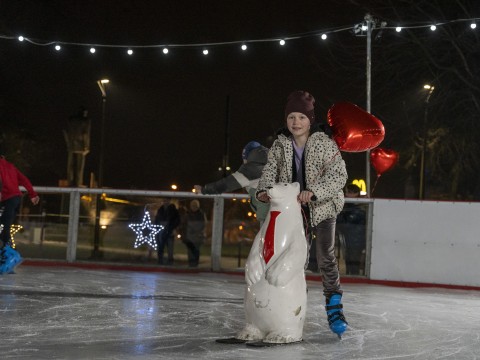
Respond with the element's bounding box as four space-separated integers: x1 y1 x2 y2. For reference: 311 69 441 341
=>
236 182 308 344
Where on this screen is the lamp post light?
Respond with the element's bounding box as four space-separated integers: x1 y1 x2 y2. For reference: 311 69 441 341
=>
93 79 109 258
419 84 435 200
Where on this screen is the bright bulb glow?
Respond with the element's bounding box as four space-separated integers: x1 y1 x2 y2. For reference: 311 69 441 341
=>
241 44 247 50
430 25 436 31
171 184 177 190
396 27 402 32
127 49 133 55
321 34 327 40
18 36 24 41
90 47 96 53
361 25 368 31
203 49 209 55
163 48 169 54
100 79 109 84
424 84 432 89
279 39 286 46
55 45 61 51
471 23 477 29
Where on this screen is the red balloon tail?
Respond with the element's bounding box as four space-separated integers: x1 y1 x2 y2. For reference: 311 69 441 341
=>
371 175 381 196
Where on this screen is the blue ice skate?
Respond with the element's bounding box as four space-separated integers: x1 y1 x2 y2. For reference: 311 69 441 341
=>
0 246 23 274
325 293 348 339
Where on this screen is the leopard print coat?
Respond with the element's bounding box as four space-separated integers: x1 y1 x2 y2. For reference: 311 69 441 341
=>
256 128 347 227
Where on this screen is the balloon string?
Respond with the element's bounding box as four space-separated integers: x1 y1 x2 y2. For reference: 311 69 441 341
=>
371 175 381 196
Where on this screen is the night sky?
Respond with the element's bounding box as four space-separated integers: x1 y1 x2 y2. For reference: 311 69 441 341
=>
1 1 476 196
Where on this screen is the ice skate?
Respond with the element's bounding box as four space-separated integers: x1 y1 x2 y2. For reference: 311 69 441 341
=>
326 293 348 339
0 246 23 274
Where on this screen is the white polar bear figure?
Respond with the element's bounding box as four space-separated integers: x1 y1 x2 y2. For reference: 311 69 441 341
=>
236 182 308 344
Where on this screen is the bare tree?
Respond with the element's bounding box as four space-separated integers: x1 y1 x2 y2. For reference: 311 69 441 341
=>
316 0 479 199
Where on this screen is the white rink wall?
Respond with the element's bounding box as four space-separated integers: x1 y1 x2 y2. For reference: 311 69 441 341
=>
370 199 480 287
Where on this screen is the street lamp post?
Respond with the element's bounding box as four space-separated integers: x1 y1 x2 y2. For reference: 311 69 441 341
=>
365 13 373 197
419 84 435 200
97 79 109 187
93 79 109 258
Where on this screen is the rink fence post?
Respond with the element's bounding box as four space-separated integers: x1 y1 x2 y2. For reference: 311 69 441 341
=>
211 197 224 271
66 189 81 262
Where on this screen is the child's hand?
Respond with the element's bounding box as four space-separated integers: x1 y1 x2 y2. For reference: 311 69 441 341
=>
298 191 314 205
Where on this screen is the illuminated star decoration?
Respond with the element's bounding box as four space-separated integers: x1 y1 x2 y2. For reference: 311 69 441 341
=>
0 224 23 249
128 211 163 250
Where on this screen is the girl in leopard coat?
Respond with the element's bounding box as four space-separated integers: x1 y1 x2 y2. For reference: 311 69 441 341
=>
256 90 348 337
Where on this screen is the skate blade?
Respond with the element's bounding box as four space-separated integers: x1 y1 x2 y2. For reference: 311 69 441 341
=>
215 337 248 344
8 258 24 274
246 340 303 347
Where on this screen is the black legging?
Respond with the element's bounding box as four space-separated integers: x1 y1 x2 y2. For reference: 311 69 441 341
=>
0 196 21 247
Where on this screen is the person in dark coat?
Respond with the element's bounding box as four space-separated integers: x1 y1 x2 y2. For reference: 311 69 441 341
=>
194 141 269 224
336 184 366 275
154 199 180 265
182 200 207 267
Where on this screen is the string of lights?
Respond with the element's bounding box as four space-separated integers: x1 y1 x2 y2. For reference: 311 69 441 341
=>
0 17 477 55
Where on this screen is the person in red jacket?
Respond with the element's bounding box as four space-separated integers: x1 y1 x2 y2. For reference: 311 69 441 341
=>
0 150 40 274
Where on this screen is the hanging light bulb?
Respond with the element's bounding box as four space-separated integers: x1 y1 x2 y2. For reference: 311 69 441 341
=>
18 36 24 41
55 45 61 51
241 44 247 51
203 49 209 55
127 49 133 55
430 25 437 31
90 47 96 53
395 27 402 32
163 47 169 54
471 23 477 29
279 39 286 46
321 34 327 40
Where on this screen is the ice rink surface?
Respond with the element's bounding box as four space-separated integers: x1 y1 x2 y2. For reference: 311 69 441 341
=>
1 265 479 360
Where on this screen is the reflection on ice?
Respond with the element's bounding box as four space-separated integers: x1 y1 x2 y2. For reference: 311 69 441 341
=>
0 266 479 359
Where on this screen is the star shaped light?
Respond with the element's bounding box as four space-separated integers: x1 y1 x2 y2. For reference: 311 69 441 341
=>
0 224 23 249
128 211 164 250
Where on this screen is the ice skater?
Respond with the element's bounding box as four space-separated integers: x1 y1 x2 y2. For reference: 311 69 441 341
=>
0 147 40 274
256 90 348 338
194 141 269 225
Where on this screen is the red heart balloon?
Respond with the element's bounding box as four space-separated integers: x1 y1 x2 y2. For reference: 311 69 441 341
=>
327 102 385 152
370 148 399 176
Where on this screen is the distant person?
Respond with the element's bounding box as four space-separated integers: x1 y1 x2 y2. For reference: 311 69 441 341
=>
255 90 348 338
336 184 366 275
194 141 269 224
154 199 180 265
0 148 40 274
182 200 207 267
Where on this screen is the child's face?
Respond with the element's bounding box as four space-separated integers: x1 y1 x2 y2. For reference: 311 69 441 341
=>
286 112 310 138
